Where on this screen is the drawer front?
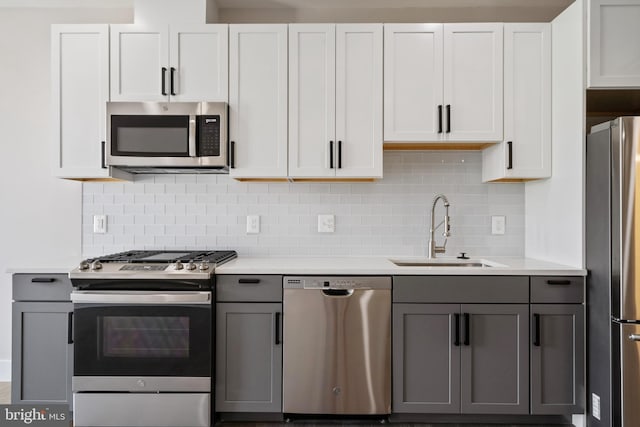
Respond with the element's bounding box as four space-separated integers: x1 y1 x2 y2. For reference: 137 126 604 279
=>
530 276 584 303
216 275 283 302
12 274 72 302
393 276 529 303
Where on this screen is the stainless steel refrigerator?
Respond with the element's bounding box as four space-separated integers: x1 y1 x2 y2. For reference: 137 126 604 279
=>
587 117 640 427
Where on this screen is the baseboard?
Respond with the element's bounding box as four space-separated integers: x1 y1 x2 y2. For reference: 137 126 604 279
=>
0 360 10 382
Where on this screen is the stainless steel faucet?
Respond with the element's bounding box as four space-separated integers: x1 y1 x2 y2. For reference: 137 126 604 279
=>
428 194 451 259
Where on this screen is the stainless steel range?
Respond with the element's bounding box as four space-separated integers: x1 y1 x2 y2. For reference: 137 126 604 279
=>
69 250 236 427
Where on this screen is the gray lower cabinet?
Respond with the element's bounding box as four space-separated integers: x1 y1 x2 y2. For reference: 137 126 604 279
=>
393 304 460 413
393 302 528 415
215 275 283 413
460 304 529 414
530 304 584 414
11 274 73 408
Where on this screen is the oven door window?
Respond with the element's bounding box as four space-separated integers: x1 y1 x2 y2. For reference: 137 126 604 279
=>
111 115 190 157
73 305 210 377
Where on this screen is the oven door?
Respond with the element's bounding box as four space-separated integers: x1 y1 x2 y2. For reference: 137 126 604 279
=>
71 291 211 391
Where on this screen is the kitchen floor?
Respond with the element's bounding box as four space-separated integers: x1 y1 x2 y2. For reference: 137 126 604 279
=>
0 382 9 404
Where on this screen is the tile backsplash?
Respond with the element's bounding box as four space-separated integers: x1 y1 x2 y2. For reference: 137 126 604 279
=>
82 151 524 258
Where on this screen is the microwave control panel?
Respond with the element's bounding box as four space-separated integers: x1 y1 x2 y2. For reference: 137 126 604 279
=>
197 115 221 156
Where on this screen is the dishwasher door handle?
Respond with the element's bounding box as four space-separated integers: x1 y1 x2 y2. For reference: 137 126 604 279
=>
322 289 354 297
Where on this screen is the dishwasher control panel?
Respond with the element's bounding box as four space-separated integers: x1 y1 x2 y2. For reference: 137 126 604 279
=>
284 276 391 290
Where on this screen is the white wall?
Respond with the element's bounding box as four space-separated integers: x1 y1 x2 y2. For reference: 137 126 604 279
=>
524 0 585 267
0 7 132 382
82 152 526 259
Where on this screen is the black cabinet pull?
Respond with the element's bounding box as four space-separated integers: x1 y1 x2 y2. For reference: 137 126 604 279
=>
238 278 260 284
161 67 167 96
275 312 281 345
31 277 55 283
446 105 451 133
547 279 571 285
438 105 443 134
507 141 513 170
67 312 74 344
101 141 107 169
454 313 460 346
329 141 334 169
337 140 342 169
533 313 541 347
230 141 235 168
170 67 176 96
463 313 470 346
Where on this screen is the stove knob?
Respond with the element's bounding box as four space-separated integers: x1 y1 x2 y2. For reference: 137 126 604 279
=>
198 261 210 271
186 260 197 271
174 261 184 270
136 379 146 388
79 260 90 270
90 261 102 271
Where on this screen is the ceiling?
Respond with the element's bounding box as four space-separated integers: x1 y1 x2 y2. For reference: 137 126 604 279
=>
0 0 576 22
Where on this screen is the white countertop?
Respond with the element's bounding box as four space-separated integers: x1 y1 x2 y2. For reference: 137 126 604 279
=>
6 266 76 274
215 256 586 276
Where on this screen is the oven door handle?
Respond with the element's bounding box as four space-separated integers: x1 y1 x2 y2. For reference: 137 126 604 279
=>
70 291 211 305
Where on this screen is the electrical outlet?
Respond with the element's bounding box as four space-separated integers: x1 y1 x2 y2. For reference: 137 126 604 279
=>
318 214 335 233
246 215 260 234
491 215 506 235
93 214 107 234
592 393 601 420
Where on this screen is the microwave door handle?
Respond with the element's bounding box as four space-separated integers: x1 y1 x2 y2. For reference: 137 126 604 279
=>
189 115 197 157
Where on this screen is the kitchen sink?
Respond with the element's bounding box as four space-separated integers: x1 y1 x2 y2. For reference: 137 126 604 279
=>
389 258 503 268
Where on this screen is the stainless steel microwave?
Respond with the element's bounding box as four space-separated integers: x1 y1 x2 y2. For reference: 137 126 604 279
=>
106 102 228 173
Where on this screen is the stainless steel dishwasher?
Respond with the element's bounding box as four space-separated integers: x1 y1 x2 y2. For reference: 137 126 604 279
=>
282 276 391 415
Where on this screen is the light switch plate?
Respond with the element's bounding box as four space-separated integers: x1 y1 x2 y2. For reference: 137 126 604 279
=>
318 214 335 233
93 214 107 234
592 393 601 420
246 215 260 234
491 215 506 235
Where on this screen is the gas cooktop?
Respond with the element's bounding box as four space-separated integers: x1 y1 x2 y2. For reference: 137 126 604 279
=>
69 250 237 281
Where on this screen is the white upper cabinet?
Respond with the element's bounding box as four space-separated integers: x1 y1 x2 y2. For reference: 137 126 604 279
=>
384 24 444 142
289 24 336 178
384 23 503 144
444 24 503 141
229 24 288 179
51 25 129 180
589 0 640 87
110 24 228 102
289 24 383 179
482 23 551 182
335 24 383 178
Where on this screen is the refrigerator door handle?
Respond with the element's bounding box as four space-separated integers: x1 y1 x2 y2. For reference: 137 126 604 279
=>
629 334 640 341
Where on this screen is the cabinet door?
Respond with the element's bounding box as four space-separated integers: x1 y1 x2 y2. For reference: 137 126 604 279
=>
589 0 640 87
229 25 288 178
11 302 73 407
335 24 383 178
288 24 336 178
531 304 584 414
215 303 282 412
169 24 228 102
52 25 111 179
392 304 460 413
111 25 169 102
444 24 503 142
460 304 529 414
482 23 551 182
384 24 444 142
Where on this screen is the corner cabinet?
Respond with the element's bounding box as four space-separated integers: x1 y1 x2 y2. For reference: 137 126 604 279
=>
228 25 288 179
11 274 73 408
589 0 640 87
482 23 551 182
215 275 283 414
51 25 129 180
110 24 228 102
288 24 383 179
384 23 503 144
